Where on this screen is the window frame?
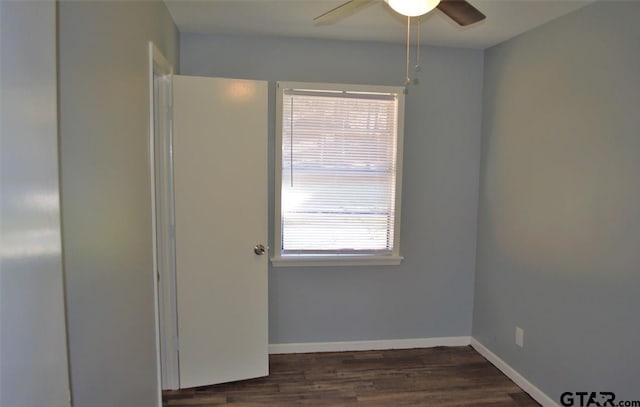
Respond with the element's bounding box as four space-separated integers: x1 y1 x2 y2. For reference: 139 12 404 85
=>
272 81 405 267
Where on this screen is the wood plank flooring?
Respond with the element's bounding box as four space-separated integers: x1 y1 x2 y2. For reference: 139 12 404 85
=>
163 346 540 406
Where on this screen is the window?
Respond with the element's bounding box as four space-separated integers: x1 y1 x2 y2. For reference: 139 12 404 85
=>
273 82 405 267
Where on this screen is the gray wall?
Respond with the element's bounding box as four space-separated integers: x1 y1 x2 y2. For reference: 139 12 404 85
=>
0 2 70 406
58 2 179 406
474 1 640 401
181 34 484 343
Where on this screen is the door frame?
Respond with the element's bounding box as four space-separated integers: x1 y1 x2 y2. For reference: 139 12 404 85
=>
148 42 180 394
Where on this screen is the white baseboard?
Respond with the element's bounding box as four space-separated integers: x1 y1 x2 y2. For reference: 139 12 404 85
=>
269 336 471 354
470 338 559 407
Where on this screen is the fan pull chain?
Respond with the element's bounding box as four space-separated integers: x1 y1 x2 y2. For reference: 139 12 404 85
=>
404 16 411 87
414 17 421 84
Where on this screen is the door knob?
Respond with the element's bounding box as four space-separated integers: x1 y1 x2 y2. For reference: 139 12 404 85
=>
254 244 267 255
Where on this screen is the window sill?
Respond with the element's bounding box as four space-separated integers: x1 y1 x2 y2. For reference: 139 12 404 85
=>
270 255 403 268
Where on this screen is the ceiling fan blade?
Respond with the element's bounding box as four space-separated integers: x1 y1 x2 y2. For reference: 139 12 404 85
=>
437 0 486 26
313 0 375 25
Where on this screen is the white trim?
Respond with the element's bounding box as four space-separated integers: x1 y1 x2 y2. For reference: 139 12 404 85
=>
269 336 471 354
148 41 162 407
278 81 405 95
273 82 284 265
148 42 178 400
470 338 559 407
150 41 172 75
271 255 403 267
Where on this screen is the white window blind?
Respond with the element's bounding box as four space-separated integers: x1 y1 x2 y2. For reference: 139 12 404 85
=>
275 83 404 264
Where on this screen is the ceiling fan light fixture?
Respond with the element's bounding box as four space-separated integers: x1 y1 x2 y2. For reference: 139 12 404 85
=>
384 0 441 17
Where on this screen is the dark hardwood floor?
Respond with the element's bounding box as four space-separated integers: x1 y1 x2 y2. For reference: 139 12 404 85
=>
163 346 540 406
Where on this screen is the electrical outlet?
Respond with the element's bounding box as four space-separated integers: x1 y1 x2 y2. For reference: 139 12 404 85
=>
515 327 524 348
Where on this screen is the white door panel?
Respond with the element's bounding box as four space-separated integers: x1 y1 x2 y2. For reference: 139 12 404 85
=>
172 75 268 388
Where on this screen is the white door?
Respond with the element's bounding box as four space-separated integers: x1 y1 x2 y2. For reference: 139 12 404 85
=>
172 75 269 389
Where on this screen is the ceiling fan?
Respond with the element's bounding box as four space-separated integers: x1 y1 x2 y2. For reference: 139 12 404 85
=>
315 0 485 26
314 0 486 86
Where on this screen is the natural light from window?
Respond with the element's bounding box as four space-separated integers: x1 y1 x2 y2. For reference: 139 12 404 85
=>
273 82 405 267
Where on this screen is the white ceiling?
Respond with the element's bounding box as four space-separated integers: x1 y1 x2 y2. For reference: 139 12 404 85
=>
165 0 594 49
